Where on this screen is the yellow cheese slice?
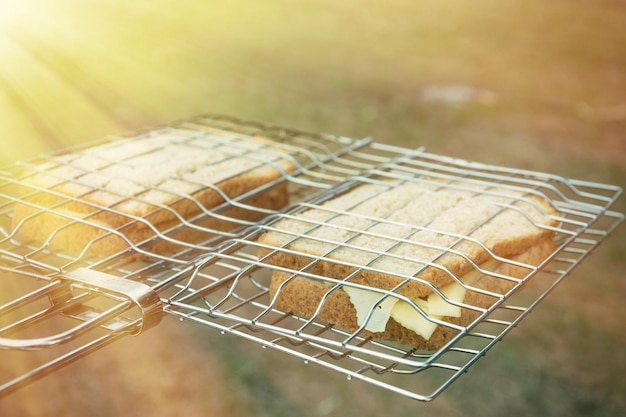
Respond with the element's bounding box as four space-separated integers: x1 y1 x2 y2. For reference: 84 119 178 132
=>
343 286 398 333
426 259 498 316
343 260 499 340
426 283 465 317
390 298 441 340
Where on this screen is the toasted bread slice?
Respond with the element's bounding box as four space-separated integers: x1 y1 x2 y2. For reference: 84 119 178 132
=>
13 132 296 258
258 180 558 349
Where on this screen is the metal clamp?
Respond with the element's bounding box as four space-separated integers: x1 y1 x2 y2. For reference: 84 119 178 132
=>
0 268 163 350
57 268 163 333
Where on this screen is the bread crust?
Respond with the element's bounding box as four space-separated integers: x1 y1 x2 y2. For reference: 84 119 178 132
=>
259 183 558 298
268 238 554 350
258 181 559 349
12 135 295 257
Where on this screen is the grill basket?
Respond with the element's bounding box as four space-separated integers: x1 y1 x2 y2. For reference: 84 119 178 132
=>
0 114 622 400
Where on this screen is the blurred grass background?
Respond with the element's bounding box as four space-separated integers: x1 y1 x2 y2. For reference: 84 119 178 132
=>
0 0 624 415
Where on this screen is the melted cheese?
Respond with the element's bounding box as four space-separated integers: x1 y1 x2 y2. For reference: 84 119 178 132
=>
391 298 439 340
343 286 398 333
344 260 499 340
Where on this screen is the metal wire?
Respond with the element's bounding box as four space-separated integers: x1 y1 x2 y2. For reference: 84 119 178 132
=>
0 114 623 401
163 171 622 400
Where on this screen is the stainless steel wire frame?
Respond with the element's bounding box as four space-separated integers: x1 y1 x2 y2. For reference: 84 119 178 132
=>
0 114 623 400
162 151 623 401
165 153 623 401
0 114 389 395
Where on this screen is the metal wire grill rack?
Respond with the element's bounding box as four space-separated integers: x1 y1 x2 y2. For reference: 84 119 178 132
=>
0 114 406 395
0 114 623 400
162 151 623 400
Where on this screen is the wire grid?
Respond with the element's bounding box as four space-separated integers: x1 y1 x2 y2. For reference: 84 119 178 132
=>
162 153 623 401
0 114 395 395
0 114 623 400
